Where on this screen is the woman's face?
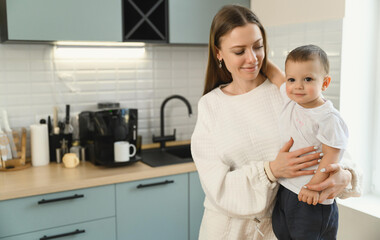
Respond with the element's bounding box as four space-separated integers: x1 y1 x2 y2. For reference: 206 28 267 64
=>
216 23 265 83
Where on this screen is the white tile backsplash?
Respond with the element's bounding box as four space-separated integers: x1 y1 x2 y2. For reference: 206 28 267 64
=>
0 44 208 145
0 18 343 146
116 61 137 70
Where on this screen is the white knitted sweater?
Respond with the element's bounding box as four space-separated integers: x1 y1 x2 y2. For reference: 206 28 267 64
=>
191 80 282 239
191 80 360 240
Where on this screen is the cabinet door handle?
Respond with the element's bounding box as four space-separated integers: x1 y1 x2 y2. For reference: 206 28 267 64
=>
40 229 85 240
136 180 174 189
38 194 84 204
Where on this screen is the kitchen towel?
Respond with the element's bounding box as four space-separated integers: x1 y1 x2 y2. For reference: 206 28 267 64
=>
30 124 50 166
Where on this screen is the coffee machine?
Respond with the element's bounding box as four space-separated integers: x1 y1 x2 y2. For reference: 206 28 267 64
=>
79 108 138 166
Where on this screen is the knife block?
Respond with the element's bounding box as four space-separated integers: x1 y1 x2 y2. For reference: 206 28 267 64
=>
0 128 29 171
49 133 72 163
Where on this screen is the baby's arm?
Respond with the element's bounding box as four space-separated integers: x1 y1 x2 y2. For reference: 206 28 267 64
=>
265 60 285 88
298 144 341 205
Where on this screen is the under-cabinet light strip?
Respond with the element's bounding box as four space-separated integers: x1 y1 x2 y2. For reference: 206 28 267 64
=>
54 46 146 59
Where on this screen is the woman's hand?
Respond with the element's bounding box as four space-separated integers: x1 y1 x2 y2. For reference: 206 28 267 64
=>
304 163 351 203
270 138 321 178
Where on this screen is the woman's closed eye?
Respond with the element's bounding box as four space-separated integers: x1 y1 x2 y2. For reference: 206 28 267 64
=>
234 45 263 55
234 50 245 55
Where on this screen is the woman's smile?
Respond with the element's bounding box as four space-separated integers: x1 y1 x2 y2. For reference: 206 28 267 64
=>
241 64 259 72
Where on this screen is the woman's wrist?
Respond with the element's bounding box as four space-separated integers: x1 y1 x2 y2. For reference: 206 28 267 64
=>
264 60 285 88
337 164 361 199
344 168 352 186
264 161 278 182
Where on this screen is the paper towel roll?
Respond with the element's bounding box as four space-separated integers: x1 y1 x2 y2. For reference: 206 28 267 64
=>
30 124 50 167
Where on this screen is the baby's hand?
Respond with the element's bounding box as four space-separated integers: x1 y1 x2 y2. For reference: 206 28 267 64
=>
298 187 319 205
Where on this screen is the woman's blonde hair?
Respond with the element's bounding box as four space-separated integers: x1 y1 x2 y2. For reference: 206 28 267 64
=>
203 5 268 95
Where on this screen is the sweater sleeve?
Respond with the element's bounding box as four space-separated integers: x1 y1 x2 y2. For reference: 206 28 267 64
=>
191 97 278 218
338 151 362 199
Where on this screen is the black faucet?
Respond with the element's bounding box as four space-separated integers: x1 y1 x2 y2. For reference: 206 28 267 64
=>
152 95 192 149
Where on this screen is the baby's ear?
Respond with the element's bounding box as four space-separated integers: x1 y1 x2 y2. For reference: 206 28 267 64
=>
322 76 331 91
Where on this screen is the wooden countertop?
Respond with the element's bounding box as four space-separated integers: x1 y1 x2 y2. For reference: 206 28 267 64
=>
0 141 196 201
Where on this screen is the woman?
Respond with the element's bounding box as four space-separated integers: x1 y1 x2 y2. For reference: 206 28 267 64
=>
191 5 360 239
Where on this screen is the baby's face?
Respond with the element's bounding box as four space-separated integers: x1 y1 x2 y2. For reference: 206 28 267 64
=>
285 59 327 108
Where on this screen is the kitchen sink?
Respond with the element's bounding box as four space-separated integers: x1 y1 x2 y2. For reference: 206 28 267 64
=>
141 144 193 167
165 144 191 159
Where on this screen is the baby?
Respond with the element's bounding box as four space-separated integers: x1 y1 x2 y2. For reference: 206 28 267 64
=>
271 44 349 239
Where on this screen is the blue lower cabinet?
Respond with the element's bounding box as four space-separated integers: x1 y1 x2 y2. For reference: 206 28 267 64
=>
0 217 116 240
0 185 115 238
189 172 205 240
116 174 188 240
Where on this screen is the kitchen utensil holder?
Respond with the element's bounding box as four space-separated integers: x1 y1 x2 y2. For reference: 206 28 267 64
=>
49 133 72 163
0 128 29 171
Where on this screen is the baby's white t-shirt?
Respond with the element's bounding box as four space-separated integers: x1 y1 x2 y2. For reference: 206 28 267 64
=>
278 83 349 205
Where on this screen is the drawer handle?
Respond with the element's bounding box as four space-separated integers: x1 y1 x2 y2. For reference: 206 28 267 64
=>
40 229 85 240
38 194 84 204
136 180 174 189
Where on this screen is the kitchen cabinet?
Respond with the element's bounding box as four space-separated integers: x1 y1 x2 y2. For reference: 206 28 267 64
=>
0 185 115 239
0 0 250 44
0 218 116 240
0 169 203 240
169 0 250 44
0 0 122 42
116 174 188 240
189 172 205 240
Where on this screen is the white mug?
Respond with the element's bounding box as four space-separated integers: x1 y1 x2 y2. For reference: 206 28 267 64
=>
114 141 137 162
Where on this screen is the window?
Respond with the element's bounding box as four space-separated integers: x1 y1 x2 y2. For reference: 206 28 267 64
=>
340 0 379 197
372 17 380 195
